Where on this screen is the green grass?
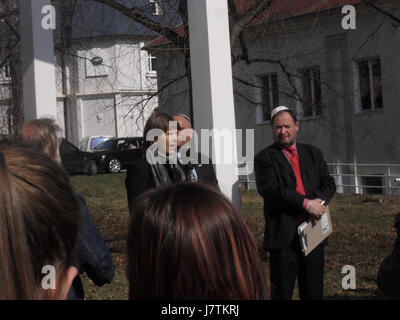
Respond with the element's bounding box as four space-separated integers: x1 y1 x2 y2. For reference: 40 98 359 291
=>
71 174 400 300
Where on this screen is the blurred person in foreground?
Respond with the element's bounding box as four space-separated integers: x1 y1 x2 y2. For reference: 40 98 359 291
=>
0 139 80 299
254 106 336 300
127 182 267 299
20 118 114 300
377 212 400 299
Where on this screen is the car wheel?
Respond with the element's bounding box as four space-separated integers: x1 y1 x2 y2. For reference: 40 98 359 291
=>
108 158 121 173
87 160 98 176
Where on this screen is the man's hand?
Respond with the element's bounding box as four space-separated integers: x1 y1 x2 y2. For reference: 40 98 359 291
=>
305 198 326 221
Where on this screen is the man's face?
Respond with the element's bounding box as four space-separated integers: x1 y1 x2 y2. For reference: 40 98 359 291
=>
271 111 299 149
173 115 193 147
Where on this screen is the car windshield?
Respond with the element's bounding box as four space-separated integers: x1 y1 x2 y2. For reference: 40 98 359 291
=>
94 140 116 151
90 137 112 150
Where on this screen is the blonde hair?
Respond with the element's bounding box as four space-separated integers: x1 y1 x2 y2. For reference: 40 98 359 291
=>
20 118 62 162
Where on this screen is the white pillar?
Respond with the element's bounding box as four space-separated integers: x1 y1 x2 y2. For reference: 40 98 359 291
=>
19 0 57 121
187 0 240 210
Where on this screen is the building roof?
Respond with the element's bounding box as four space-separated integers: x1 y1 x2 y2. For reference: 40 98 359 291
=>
68 0 182 39
145 0 362 49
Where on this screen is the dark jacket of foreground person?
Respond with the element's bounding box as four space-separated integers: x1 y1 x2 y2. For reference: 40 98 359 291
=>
67 192 115 300
377 212 400 299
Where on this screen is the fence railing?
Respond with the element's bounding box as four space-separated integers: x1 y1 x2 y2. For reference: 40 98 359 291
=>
237 162 400 195
328 163 400 195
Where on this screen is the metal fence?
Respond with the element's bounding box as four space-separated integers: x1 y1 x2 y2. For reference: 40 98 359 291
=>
237 162 400 195
328 163 400 195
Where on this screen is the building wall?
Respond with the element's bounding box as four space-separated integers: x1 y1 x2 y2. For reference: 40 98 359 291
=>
153 49 191 116
115 93 158 137
153 3 400 193
155 4 400 164
56 37 158 145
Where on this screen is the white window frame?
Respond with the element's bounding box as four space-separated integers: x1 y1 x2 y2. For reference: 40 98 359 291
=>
255 73 279 124
296 66 322 119
0 62 11 83
353 57 383 114
149 0 164 16
148 53 156 72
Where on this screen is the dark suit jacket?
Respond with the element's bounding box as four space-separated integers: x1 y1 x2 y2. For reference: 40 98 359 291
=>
125 150 218 214
254 143 336 250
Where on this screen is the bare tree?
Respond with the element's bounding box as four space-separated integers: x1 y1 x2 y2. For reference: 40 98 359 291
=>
0 0 22 136
86 0 283 122
1 0 398 138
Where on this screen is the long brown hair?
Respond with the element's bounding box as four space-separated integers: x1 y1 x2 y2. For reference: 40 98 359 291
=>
127 182 267 299
0 139 80 299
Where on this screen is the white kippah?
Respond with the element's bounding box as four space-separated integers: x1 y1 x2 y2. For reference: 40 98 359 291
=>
175 113 191 122
271 106 289 120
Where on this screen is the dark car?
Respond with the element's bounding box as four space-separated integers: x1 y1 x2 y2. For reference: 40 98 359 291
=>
93 137 145 173
59 139 103 175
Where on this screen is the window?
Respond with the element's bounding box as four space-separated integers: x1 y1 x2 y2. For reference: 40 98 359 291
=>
149 0 163 16
0 62 11 81
357 57 383 111
257 74 279 123
148 54 156 72
299 67 322 118
94 140 115 151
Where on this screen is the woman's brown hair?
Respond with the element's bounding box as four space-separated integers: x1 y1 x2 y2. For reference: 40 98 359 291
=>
143 112 174 148
127 182 267 299
0 139 80 299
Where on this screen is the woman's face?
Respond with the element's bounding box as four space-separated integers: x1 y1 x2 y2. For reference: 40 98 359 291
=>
157 128 178 155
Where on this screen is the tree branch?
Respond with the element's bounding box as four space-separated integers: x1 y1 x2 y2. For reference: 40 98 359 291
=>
124 73 188 119
0 41 19 69
363 0 400 25
230 0 276 47
91 0 184 48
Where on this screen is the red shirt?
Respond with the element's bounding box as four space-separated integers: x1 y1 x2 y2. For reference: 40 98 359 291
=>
282 143 309 209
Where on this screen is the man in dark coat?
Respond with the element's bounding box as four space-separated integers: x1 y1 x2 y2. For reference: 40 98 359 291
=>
254 106 336 300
